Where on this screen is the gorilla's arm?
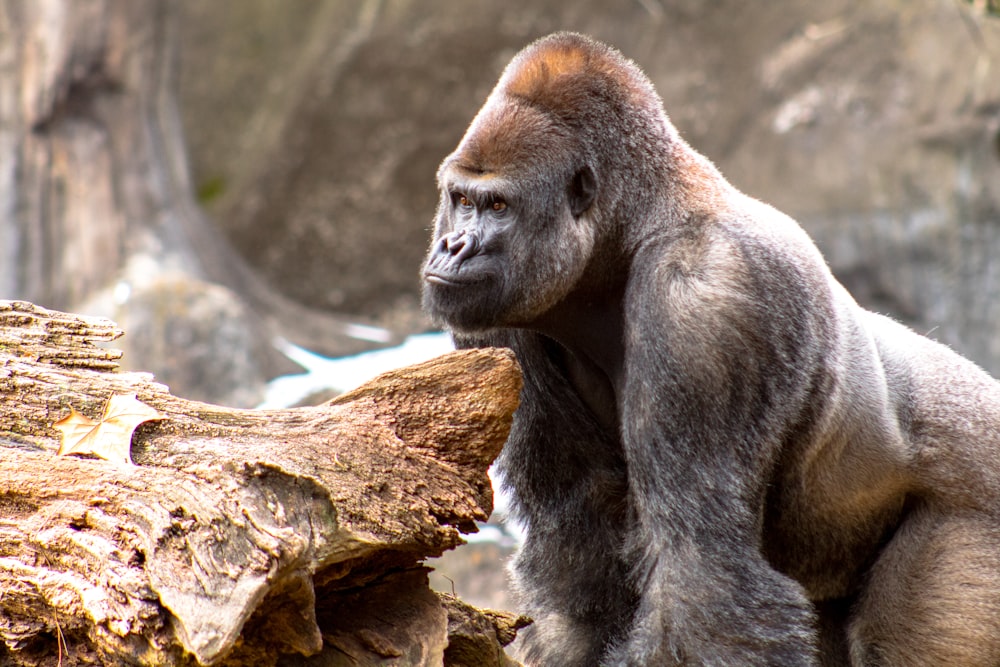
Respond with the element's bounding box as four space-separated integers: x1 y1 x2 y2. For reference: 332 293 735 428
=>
611 234 826 664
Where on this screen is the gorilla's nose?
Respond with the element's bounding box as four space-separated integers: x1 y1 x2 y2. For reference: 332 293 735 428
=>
440 229 480 262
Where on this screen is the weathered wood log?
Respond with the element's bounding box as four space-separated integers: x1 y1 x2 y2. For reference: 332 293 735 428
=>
0 300 527 666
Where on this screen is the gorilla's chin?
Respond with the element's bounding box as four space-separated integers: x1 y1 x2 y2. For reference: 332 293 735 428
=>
421 279 505 333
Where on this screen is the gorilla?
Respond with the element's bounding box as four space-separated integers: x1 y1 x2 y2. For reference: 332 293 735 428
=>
421 32 1000 666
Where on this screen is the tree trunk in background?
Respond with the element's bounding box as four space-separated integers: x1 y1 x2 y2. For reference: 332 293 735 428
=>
0 300 527 666
0 0 246 310
0 0 397 408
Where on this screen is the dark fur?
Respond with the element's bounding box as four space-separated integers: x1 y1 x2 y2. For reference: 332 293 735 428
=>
421 32 1000 666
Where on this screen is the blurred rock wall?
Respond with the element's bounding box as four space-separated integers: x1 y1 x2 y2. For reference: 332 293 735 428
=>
177 0 1000 373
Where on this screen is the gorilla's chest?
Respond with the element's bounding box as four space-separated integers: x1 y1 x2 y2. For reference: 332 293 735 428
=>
556 346 620 432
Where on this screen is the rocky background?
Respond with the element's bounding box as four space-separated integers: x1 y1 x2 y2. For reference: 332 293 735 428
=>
177 0 1000 376
4 0 998 405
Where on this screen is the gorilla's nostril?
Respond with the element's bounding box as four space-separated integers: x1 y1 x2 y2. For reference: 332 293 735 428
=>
443 230 480 261
444 231 467 255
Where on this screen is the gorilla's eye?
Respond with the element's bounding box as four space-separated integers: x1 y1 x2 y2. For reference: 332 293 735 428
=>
491 200 507 212
456 194 473 209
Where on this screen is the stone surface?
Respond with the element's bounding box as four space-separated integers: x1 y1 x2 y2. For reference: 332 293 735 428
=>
107 276 275 407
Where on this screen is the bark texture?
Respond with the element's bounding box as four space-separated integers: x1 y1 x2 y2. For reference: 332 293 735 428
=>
0 300 526 666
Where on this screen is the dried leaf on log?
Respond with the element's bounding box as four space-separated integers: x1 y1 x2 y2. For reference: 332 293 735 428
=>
54 394 165 465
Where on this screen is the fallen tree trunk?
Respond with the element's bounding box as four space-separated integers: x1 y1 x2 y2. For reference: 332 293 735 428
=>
0 300 527 666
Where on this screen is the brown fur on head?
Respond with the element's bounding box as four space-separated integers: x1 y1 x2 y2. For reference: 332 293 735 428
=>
504 35 593 100
453 33 675 184
501 32 663 116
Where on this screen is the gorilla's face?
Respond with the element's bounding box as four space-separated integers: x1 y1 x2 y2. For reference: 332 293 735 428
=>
421 134 597 333
421 169 517 332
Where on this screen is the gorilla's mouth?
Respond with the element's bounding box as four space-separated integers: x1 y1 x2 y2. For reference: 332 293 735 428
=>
424 273 482 287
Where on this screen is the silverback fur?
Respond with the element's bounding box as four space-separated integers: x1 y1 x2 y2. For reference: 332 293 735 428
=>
421 32 1000 666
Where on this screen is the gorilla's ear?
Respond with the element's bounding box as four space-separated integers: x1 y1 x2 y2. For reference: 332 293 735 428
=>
569 165 597 218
